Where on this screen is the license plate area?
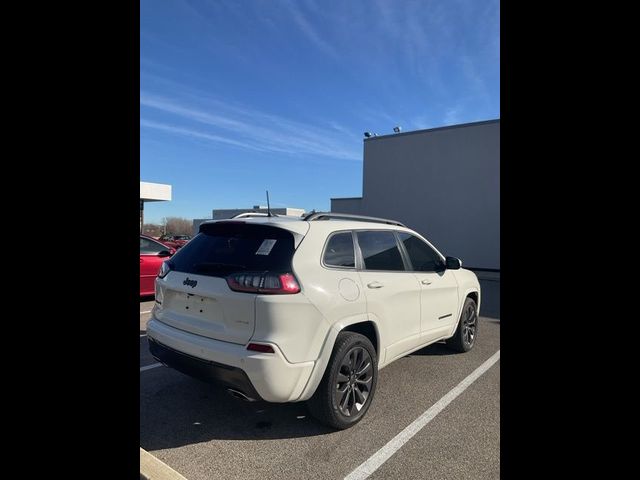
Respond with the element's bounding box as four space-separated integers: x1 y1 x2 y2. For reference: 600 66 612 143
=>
182 292 220 316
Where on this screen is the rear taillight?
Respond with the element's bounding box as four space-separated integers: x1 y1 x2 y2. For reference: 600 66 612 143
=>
226 272 300 294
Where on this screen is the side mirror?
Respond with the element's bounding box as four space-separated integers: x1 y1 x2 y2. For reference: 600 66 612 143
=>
445 256 462 270
158 250 172 258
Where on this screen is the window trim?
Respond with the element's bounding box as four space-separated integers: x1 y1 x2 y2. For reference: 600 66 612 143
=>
395 231 447 273
354 229 409 273
321 230 357 270
320 228 447 274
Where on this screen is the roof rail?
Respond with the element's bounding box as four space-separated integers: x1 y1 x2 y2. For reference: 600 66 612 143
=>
302 211 406 228
230 212 274 219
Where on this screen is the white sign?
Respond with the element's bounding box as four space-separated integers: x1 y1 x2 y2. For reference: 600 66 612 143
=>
256 239 277 255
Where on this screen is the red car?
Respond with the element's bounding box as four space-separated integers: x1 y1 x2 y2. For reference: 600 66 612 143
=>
140 235 175 296
158 234 191 250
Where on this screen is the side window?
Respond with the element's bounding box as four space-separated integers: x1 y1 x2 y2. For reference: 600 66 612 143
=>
398 232 445 272
323 232 355 268
356 231 405 271
140 237 165 254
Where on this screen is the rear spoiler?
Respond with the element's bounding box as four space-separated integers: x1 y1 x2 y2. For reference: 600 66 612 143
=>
198 220 308 249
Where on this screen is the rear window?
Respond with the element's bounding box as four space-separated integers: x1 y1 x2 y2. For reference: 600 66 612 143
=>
168 222 296 278
323 232 355 268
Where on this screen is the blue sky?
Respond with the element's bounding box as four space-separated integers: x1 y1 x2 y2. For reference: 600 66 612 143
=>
141 0 500 224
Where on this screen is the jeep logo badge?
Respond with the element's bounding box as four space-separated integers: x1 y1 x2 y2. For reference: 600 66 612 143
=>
183 277 198 288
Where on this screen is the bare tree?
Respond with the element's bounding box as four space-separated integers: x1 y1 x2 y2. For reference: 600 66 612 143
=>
142 223 163 238
164 217 193 236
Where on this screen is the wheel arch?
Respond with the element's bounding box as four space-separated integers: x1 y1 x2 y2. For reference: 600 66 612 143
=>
341 321 379 357
296 316 380 401
447 288 481 338
467 290 479 309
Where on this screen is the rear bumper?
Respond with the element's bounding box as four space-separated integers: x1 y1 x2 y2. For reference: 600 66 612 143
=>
148 337 262 400
146 318 315 402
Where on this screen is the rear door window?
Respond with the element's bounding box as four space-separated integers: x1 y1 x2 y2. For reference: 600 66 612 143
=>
169 223 296 278
356 231 406 271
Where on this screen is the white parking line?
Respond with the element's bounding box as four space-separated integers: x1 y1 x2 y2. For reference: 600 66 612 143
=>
140 447 188 480
344 349 500 480
140 310 152 314
140 362 163 372
140 334 147 337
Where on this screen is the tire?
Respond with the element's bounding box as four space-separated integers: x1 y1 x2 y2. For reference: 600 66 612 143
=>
307 332 378 430
446 297 478 353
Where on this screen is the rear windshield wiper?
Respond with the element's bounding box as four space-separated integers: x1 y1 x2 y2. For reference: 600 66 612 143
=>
192 262 246 272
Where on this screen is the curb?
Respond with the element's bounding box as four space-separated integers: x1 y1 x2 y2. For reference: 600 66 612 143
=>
140 448 188 480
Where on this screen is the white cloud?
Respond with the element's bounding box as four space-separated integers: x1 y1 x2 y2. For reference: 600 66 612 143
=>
444 108 460 125
141 88 361 161
282 0 338 59
140 119 266 151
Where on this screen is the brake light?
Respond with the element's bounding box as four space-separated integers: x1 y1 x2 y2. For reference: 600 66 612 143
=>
278 273 300 293
247 343 275 353
226 272 300 294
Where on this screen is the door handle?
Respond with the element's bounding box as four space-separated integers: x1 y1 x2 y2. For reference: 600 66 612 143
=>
421 279 432 285
367 281 384 289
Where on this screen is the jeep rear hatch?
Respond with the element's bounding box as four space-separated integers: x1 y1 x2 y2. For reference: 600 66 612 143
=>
155 222 301 345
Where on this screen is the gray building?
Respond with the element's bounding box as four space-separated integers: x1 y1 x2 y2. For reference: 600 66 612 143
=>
332 119 500 317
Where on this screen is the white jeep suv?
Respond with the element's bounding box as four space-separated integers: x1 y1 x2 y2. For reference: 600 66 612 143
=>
147 212 480 429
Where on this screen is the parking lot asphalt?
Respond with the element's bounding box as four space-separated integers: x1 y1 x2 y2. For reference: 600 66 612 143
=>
140 299 154 331
140 299 499 480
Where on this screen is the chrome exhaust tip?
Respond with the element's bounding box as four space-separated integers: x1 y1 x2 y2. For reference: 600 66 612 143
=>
226 388 257 402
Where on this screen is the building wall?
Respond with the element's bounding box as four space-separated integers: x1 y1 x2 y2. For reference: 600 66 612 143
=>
331 197 363 213
331 120 499 270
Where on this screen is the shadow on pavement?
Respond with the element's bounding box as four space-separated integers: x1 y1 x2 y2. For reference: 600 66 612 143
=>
140 374 335 449
409 316 499 357
140 315 500 449
409 342 457 356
